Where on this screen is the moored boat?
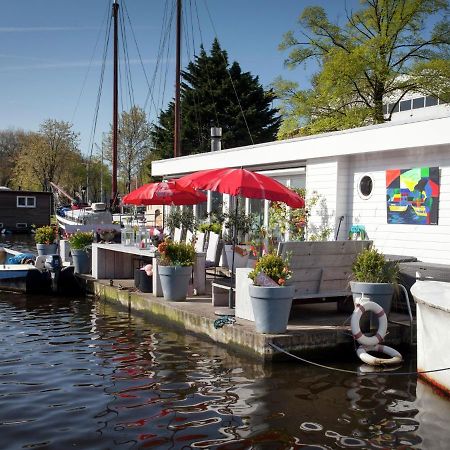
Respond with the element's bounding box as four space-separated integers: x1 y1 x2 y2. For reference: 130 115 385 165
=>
411 279 450 396
0 247 78 295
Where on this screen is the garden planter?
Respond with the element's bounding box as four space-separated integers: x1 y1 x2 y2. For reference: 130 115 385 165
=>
36 243 58 256
71 249 91 274
350 281 395 331
350 281 395 315
159 265 192 301
249 284 294 334
224 244 251 271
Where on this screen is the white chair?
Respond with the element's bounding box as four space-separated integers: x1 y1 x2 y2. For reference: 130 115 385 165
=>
205 232 223 276
173 227 182 243
185 229 194 245
194 232 205 253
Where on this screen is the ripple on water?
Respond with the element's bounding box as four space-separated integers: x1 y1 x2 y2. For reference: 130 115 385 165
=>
0 291 447 449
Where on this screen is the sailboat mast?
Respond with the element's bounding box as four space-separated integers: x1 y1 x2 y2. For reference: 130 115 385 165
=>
111 0 119 209
174 0 181 158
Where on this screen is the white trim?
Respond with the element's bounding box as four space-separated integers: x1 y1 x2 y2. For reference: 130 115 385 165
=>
357 173 374 200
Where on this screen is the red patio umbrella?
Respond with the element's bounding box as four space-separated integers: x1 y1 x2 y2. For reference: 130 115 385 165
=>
176 167 304 208
176 167 305 314
122 180 207 206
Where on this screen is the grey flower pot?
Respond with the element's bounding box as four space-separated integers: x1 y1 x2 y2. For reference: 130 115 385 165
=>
249 284 294 334
36 243 58 256
350 281 395 315
71 249 91 274
159 265 192 301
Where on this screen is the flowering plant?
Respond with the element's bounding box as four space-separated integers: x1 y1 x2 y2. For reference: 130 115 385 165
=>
248 252 292 286
157 239 195 267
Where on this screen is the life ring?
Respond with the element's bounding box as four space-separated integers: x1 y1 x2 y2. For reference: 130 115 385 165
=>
351 300 387 346
356 345 403 366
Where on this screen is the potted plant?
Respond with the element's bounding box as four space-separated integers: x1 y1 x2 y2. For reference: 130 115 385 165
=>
34 225 58 256
350 246 399 316
248 252 294 333
157 239 195 301
223 210 255 271
68 231 94 274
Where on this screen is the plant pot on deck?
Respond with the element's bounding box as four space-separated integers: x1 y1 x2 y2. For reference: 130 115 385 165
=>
36 243 58 256
350 281 395 315
159 265 192 301
249 284 294 334
71 249 91 274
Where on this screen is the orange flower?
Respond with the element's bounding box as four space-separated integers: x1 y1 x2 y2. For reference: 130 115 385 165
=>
278 278 285 286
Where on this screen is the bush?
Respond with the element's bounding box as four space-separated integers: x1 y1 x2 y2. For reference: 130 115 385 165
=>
198 222 222 235
34 225 56 244
352 247 399 283
157 239 195 266
68 231 94 250
248 252 292 286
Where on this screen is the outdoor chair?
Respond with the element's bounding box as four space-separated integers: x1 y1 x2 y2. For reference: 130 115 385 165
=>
205 231 224 278
185 229 193 245
194 231 205 253
173 227 182 243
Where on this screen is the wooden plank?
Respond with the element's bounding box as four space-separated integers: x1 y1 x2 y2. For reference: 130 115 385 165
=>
279 240 372 257
289 254 359 270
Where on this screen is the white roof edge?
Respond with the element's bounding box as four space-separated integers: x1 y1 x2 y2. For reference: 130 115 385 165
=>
152 112 450 176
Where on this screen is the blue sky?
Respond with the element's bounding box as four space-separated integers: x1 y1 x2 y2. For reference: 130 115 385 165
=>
0 0 361 155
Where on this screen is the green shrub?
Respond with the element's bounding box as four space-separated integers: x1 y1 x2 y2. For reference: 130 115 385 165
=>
157 240 195 266
352 247 399 283
34 225 56 244
198 222 222 235
248 252 292 286
68 231 94 250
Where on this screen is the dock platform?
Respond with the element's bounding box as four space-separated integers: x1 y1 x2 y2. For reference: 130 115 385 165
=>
84 276 414 362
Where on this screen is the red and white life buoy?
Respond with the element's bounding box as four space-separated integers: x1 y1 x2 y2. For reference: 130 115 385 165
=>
356 344 403 366
351 300 387 346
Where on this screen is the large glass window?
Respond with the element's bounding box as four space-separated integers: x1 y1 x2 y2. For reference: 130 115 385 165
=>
425 96 438 107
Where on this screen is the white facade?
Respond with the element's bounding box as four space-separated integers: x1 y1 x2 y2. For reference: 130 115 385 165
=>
152 111 450 264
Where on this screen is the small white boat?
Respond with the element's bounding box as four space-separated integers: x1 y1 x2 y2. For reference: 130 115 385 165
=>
411 279 450 396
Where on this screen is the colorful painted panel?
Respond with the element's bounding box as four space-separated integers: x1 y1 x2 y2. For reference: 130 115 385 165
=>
386 167 439 225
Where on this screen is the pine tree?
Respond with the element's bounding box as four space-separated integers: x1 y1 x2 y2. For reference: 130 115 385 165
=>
152 39 280 159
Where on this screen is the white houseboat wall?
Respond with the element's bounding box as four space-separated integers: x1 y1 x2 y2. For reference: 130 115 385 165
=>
152 110 450 265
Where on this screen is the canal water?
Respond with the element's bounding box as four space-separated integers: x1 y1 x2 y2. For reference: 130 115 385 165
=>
1 236 450 449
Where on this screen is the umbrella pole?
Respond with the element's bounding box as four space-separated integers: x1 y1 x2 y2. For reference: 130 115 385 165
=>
229 195 239 310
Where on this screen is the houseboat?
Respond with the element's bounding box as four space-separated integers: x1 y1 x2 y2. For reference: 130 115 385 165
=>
0 188 52 233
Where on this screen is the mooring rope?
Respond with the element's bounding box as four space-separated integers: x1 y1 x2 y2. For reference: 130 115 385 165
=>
269 343 450 377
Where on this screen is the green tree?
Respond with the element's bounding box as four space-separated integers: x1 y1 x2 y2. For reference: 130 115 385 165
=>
152 39 280 159
105 105 152 193
0 129 25 187
275 0 450 138
13 120 80 191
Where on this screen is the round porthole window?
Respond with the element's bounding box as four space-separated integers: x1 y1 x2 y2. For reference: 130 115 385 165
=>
358 174 373 199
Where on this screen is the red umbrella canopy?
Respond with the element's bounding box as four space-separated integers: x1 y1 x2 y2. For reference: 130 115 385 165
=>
121 180 207 206
176 168 305 208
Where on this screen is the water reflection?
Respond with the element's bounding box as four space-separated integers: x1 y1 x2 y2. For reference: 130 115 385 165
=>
1 292 450 449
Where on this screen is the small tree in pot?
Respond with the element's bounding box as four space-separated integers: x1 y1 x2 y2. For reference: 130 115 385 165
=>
157 239 195 301
351 246 399 316
248 252 294 334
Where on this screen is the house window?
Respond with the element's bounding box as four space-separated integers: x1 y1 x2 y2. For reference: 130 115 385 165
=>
413 97 425 109
400 99 411 112
16 223 28 229
425 96 438 107
17 196 36 208
358 175 374 199
389 103 399 114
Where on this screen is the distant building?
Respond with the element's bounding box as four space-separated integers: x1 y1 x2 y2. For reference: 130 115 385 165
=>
0 189 52 232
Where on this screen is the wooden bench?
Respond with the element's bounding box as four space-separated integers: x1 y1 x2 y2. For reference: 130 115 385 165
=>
235 240 372 321
277 240 372 301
